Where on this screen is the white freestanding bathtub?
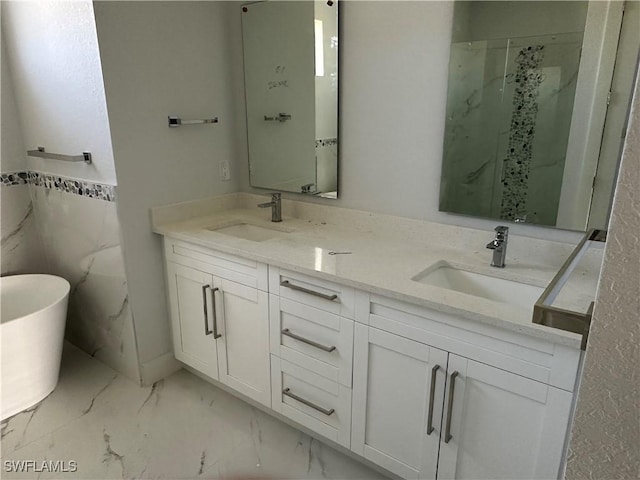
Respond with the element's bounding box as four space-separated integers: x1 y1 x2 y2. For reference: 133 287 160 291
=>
1 274 70 420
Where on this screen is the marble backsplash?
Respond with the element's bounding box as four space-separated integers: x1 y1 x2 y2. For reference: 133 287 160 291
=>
1 171 140 383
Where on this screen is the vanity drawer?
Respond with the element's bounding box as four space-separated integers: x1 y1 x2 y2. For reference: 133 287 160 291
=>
269 268 355 319
271 356 352 448
164 238 268 290
270 295 354 387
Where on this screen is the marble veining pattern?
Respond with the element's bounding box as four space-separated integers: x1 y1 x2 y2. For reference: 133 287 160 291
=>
0 183 46 275
441 34 582 227
29 185 140 382
0 170 115 202
0 343 386 480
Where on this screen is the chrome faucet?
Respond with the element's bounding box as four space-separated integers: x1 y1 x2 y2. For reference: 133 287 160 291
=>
486 226 509 268
300 183 315 194
258 193 282 222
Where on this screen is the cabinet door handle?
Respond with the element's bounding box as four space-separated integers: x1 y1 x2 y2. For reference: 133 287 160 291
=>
282 388 335 416
211 287 222 339
280 280 338 302
202 285 213 335
426 364 440 435
444 371 459 443
282 328 336 352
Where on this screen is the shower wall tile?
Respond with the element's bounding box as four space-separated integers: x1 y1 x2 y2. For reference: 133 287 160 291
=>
30 185 140 383
0 184 47 276
316 142 338 193
441 41 508 218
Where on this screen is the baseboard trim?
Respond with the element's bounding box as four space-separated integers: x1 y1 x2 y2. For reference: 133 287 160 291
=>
140 352 182 386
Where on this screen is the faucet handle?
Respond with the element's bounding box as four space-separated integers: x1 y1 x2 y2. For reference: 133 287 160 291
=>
494 225 509 240
271 192 281 201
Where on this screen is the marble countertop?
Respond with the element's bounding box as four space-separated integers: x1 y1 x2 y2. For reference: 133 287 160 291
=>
151 193 600 349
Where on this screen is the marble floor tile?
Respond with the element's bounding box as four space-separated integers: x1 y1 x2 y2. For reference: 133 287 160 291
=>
1 343 388 480
1 344 119 454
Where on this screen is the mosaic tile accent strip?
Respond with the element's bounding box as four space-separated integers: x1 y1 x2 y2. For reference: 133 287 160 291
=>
28 172 116 201
315 137 338 148
1 171 29 186
0 170 116 202
499 45 544 222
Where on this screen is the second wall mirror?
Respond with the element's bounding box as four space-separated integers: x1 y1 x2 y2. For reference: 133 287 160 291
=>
439 0 638 231
242 0 339 198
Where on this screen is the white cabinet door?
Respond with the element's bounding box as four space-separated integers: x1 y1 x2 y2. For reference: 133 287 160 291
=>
165 263 219 380
215 276 271 407
437 355 573 480
351 324 448 480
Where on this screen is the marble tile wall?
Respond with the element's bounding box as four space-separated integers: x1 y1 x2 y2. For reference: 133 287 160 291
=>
0 172 140 383
0 181 46 276
501 34 582 225
441 33 582 227
440 40 507 219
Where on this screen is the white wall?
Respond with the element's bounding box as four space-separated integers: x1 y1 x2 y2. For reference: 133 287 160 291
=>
2 0 140 382
566 69 640 480
1 32 46 275
1 0 116 184
93 1 245 378
243 1 583 243
455 1 588 42
1 32 27 174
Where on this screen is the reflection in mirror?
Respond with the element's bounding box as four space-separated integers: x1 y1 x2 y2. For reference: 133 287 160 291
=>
439 1 638 230
242 1 338 198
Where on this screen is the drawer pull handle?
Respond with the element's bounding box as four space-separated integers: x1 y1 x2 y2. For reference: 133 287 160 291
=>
202 285 213 335
426 364 440 435
282 328 336 353
444 371 459 443
211 287 222 339
280 280 338 302
282 388 335 416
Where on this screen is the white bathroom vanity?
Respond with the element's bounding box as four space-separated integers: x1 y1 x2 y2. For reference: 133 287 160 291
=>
152 192 601 480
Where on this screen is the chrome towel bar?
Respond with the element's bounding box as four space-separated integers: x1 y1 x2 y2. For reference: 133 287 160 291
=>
27 147 92 164
532 229 606 350
168 116 219 127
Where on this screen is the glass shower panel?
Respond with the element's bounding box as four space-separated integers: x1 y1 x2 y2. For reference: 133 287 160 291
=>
440 39 509 219
440 32 583 227
499 33 583 225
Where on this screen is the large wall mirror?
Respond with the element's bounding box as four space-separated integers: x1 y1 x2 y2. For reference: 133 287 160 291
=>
241 0 338 198
439 1 639 230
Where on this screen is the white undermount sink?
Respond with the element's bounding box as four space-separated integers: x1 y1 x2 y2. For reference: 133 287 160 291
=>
413 262 544 310
206 222 292 242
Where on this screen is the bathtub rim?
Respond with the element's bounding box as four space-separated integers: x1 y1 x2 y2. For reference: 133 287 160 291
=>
0 274 71 325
